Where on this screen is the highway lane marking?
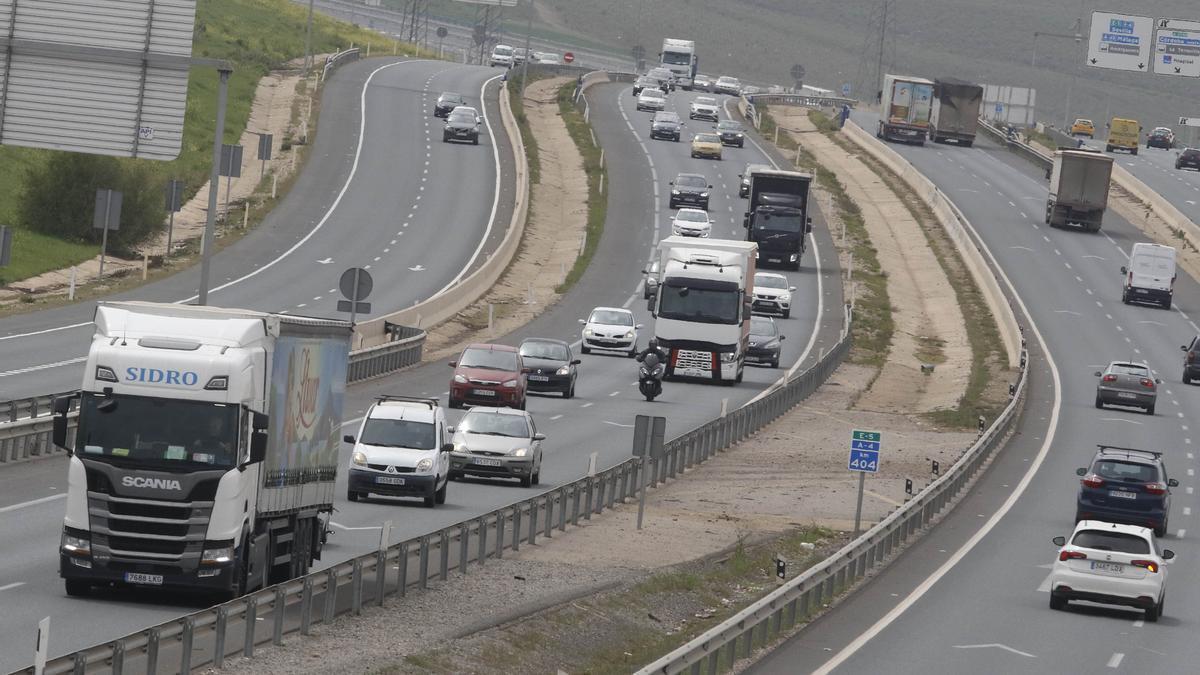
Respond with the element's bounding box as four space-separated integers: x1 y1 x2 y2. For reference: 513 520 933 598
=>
1107 653 1124 669
1020 212 1028 219
1133 618 1144 628
0 493 66 514
1100 418 1143 425
0 356 87 378
813 149 1063 673
330 522 382 531
0 321 93 342
602 420 633 428
549 414 563 421
0 582 23 592
1185 507 1192 516
580 402 593 408
608 391 620 397
952 644 1035 658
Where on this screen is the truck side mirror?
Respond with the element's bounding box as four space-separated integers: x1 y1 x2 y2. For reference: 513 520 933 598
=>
248 411 269 465
742 215 749 228
51 395 75 452
647 295 656 313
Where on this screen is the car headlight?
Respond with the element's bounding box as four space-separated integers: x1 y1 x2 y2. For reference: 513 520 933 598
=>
779 292 791 302
584 328 594 336
700 192 709 197
672 189 681 195
352 451 367 466
62 532 91 556
416 458 434 472
454 374 468 383
624 331 635 339
556 365 570 375
201 544 235 565
737 133 744 137
510 447 529 457
503 379 519 388
720 352 739 363
453 442 468 453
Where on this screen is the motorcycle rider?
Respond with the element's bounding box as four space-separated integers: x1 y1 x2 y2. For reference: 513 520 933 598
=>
635 338 669 368
635 338 669 401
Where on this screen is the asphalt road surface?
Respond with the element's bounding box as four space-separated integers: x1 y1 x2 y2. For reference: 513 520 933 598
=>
751 115 1200 674
0 83 844 669
0 58 514 401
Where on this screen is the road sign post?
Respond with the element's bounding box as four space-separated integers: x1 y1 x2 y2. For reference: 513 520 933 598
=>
633 414 666 530
93 189 123 280
219 143 244 220
337 267 374 324
848 430 881 536
165 179 185 261
0 225 11 268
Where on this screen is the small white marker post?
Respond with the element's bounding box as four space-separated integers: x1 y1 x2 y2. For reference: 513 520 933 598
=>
142 252 149 280
720 398 729 418
272 174 278 199
68 267 76 301
847 252 854 282
487 303 494 334
34 616 49 675
379 520 392 552
587 451 597 477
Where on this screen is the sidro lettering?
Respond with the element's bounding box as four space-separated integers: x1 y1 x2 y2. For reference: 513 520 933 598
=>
122 476 183 490
124 367 199 387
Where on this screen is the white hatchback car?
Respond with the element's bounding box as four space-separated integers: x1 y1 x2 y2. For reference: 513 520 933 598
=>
1048 520 1174 621
579 307 642 356
345 396 452 508
689 96 720 122
671 208 712 237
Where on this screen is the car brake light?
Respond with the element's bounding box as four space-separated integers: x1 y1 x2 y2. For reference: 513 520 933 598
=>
1102 374 1117 383
1082 473 1105 488
1059 550 1088 562
1140 378 1155 389
1144 482 1167 495
1189 351 1196 364
1131 559 1159 573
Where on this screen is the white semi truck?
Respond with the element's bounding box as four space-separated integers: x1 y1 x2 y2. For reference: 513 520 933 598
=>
878 74 934 144
649 237 757 384
660 38 697 90
52 301 352 598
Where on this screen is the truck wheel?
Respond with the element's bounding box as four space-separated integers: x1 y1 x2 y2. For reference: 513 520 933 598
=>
435 478 448 505
65 579 91 597
1105 144 1113 152
1131 147 1138 156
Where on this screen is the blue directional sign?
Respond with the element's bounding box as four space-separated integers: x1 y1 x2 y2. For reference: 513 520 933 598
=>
848 429 881 473
841 82 851 97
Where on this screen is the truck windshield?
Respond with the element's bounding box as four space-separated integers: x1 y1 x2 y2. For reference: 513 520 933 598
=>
754 209 805 233
659 280 741 325
76 394 240 469
662 51 691 66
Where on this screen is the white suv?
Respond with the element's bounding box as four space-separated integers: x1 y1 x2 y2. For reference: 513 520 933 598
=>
345 396 451 508
490 44 515 68
1048 520 1174 621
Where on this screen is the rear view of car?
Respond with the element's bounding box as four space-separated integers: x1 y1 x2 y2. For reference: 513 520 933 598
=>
1075 446 1177 536
1147 127 1175 149
1176 148 1200 171
1048 521 1173 621
1094 361 1159 414
747 316 785 368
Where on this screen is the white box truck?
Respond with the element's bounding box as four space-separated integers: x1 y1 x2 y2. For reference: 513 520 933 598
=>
929 78 983 146
1121 243 1177 308
878 74 934 144
53 301 352 598
1046 149 1113 232
660 38 697 90
650 237 757 384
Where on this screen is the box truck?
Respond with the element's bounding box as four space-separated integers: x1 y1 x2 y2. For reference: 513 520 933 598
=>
53 301 352 598
650 237 756 384
1045 149 1113 232
660 38 697 90
742 168 813 270
877 74 934 144
929 78 983 146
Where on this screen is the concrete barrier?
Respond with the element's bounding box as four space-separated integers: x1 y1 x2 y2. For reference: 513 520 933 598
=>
842 121 1023 369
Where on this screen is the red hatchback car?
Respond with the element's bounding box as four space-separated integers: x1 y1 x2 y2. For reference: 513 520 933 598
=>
449 344 528 409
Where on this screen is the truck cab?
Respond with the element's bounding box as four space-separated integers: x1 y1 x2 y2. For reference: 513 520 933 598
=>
660 38 697 90
743 169 813 270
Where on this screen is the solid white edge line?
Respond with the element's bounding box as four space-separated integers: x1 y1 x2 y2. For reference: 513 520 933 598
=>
0 493 66 515
813 169 1062 675
0 321 93 342
430 72 506 297
179 59 429 303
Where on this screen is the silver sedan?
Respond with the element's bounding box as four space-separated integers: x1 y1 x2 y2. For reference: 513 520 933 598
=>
448 407 545 487
1095 361 1160 415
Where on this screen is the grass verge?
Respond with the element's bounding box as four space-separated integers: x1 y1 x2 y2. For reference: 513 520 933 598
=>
1 0 424 286
757 106 893 368
554 81 607 294
808 110 1011 429
506 73 547 185
383 527 839 674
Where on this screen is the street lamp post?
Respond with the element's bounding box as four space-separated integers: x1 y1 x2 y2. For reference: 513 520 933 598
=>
1031 27 1082 129
520 0 533 96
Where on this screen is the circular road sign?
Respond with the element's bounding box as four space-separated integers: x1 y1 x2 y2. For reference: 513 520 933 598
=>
790 64 806 81
563 52 575 63
339 267 374 302
436 26 448 39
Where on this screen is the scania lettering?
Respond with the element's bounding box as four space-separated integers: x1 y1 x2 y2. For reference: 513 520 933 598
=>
660 38 698 90
52 301 352 599
121 476 183 490
649 237 757 384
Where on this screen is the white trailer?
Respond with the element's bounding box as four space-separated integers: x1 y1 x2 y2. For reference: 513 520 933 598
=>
54 301 352 598
878 74 934 144
661 38 697 90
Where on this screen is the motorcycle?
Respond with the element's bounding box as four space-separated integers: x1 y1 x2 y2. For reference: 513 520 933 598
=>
638 358 665 402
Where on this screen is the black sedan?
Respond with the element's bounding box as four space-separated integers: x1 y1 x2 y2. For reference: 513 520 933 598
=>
747 316 785 368
443 107 481 145
519 338 580 398
1176 148 1200 171
717 120 746 147
434 92 465 118
668 173 712 209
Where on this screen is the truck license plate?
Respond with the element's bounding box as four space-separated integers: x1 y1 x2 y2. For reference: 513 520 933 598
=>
376 476 406 485
679 367 709 378
124 572 164 586
473 458 503 467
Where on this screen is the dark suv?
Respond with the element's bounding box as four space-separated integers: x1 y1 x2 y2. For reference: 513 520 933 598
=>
650 112 682 142
1176 148 1200 171
1181 334 1200 383
1075 446 1177 537
668 173 711 209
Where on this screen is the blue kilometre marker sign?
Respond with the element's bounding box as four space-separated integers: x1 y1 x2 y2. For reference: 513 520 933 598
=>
848 429 881 473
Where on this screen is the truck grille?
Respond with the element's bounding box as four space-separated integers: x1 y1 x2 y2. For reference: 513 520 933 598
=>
87 491 214 569
674 350 714 371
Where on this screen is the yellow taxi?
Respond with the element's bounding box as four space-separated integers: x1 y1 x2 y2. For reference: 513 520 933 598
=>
1070 118 1095 138
690 132 723 160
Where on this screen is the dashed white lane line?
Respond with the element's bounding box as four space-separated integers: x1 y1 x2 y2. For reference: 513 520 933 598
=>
550 414 563 420
1133 619 1144 628
580 402 594 408
0 493 68 514
1107 653 1124 669
1177 528 1186 538
608 391 620 397
1184 507 1192 516
0 582 23 592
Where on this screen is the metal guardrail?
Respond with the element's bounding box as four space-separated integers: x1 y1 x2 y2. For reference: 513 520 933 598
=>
978 119 1052 168
24 320 853 673
1 391 78 423
744 93 857 109
322 47 360 79
637 346 1028 675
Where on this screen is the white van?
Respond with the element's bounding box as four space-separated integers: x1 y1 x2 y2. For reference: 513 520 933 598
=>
1121 242 1177 308
489 44 514 68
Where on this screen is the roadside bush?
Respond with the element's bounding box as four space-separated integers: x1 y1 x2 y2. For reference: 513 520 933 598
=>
19 153 164 256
